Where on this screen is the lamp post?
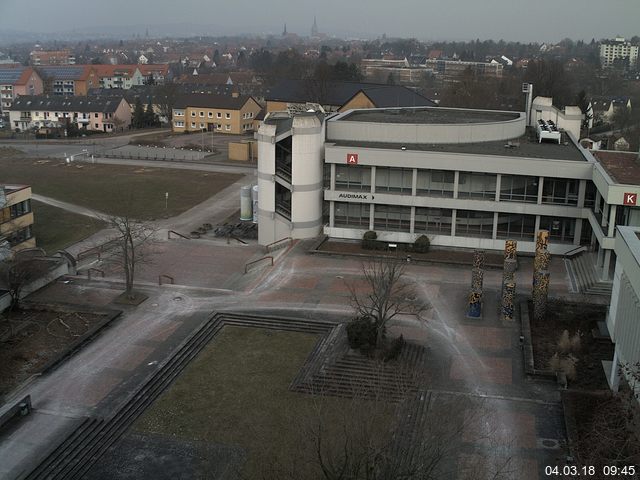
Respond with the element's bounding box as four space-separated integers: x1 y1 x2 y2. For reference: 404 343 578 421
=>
201 127 205 152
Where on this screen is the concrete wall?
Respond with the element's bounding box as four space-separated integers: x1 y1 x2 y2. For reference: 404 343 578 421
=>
327 109 526 145
228 141 257 161
530 97 582 140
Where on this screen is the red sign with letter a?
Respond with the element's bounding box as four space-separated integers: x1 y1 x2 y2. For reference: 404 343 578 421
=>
346 153 358 165
623 192 637 206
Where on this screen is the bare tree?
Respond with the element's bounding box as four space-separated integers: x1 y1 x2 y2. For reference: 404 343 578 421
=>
348 258 427 350
0 254 51 311
106 214 155 300
153 82 179 125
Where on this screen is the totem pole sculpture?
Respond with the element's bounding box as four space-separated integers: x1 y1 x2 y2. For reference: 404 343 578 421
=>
532 230 551 321
467 249 485 318
501 240 518 321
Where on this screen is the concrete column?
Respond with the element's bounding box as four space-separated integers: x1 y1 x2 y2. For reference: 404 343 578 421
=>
492 212 498 239
411 168 417 196
370 166 376 194
595 190 601 214
609 349 621 392
410 206 415 234
602 250 612 281
577 179 586 208
451 209 457 237
573 219 583 245
495 174 502 202
330 163 336 190
534 215 541 236
453 171 460 199
608 205 617 237
601 201 609 228
537 176 544 204
329 201 335 227
369 203 375 231
597 245 604 267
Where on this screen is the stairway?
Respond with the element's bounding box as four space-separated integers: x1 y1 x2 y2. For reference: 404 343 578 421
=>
565 253 612 296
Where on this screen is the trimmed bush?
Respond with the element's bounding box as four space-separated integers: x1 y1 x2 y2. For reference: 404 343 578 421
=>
413 235 430 253
362 230 378 250
346 316 377 352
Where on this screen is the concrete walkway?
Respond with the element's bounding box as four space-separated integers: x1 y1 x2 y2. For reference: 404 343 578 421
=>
32 194 108 220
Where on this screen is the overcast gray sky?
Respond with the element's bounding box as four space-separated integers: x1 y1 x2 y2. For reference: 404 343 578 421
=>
0 0 637 42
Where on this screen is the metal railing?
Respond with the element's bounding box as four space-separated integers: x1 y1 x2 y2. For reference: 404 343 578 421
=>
562 245 587 259
87 268 104 281
244 256 274 274
168 230 190 240
264 237 292 254
159 274 174 285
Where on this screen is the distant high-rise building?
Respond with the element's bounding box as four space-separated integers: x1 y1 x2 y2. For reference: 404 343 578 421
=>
282 23 287 36
599 37 639 69
311 16 318 37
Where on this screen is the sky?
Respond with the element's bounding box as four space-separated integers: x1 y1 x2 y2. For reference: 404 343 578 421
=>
0 0 638 43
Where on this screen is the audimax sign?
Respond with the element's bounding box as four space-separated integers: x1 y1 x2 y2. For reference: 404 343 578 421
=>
337 193 374 200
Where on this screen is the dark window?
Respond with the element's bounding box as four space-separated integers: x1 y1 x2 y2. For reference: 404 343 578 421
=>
334 202 370 228
455 209 494 238
414 207 452 235
373 204 411 232
416 169 454 197
496 213 536 240
500 175 538 203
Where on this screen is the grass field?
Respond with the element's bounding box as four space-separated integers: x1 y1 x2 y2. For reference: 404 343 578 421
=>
134 326 393 478
0 158 243 220
32 200 106 253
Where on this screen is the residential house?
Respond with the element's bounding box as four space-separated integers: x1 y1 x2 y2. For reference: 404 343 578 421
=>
138 64 170 85
92 65 145 89
36 65 98 96
0 66 44 115
590 97 632 124
0 185 35 253
30 49 76 65
265 79 436 114
171 93 261 134
9 95 131 133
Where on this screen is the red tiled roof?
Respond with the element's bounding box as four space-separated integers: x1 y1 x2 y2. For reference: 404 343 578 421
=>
593 150 640 185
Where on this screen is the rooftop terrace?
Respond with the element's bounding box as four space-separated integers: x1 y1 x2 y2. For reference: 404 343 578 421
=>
340 107 521 125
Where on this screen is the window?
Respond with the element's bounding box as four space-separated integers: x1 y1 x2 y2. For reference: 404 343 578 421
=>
457 172 497 200
8 199 31 219
191 122 196 128
175 110 184 116
541 178 578 206
455 209 494 238
335 165 371 191
225 124 231 131
496 213 535 240
174 121 184 127
94 123 99 128
539 216 575 243
416 169 454 197
191 111 196 117
217 112 221 118
373 205 411 232
7 225 33 246
199 111 204 117
249 112 253 118
208 112 213 118
334 202 370 228
375 167 413 194
414 207 452 235
499 175 538 203
94 113 99 118
199 123 205 128
225 113 231 119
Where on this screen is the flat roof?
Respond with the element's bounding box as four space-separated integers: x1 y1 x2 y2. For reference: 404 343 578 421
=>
340 107 521 125
592 151 640 185
331 130 585 162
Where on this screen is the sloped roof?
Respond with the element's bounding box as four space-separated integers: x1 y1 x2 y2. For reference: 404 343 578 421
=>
138 64 169 76
265 79 436 108
173 93 256 110
0 66 27 85
593 150 640 185
10 95 126 113
91 64 139 78
35 65 93 81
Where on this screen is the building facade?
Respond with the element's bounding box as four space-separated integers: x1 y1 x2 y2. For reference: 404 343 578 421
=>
0 185 35 253
599 38 639 69
0 66 44 115
36 66 98 96
172 93 261 134
257 104 640 281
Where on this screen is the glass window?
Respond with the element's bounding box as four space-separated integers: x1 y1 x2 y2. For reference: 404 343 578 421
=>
540 216 575 243
416 169 454 197
373 204 411 232
375 167 413 194
457 172 497 200
414 207 452 235
542 178 578 206
455 209 494 238
496 213 536 240
500 175 538 203
225 113 231 119
335 165 371 191
334 202 370 228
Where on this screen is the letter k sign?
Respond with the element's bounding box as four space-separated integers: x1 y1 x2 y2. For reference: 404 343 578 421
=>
623 192 637 206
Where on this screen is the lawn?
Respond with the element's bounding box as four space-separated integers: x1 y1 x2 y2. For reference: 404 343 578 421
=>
32 200 106 254
0 158 243 220
134 326 393 478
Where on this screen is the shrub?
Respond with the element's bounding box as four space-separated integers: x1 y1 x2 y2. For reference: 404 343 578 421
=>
346 316 377 352
413 235 430 253
383 334 405 362
362 231 378 250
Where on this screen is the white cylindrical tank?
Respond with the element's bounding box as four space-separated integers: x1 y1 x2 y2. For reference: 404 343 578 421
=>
240 185 252 221
252 185 259 224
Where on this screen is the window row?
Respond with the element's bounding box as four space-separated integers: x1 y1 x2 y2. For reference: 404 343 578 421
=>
333 202 576 243
191 111 232 119
6 225 33 246
0 199 31 223
333 166 581 206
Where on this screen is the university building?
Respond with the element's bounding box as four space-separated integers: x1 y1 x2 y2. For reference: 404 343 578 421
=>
0 185 35 255
257 102 640 280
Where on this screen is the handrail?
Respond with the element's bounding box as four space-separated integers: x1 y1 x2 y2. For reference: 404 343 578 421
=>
76 238 119 261
159 274 174 285
168 230 190 240
244 256 274 274
562 245 587 259
87 268 104 281
264 237 292 253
